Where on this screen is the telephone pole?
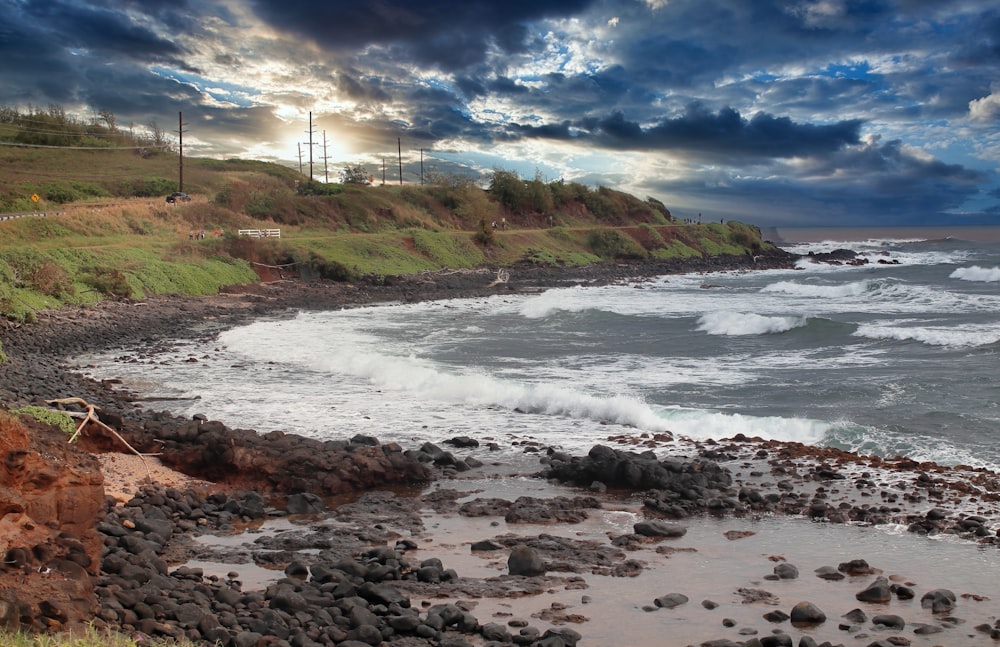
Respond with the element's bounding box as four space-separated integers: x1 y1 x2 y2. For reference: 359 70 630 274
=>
321 130 330 183
176 112 188 192
297 142 303 174
397 137 403 185
420 148 424 185
305 112 315 181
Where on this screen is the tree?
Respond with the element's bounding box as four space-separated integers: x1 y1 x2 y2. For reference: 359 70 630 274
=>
98 109 116 132
488 168 527 213
341 165 372 185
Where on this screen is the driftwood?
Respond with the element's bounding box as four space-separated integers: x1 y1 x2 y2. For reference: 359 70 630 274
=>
46 397 153 482
487 268 510 288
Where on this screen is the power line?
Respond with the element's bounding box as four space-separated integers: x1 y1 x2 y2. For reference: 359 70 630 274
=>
0 141 168 150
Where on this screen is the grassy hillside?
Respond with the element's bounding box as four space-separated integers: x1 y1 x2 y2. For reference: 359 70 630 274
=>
0 143 775 322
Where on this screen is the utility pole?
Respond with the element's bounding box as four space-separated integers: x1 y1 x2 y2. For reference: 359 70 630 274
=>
305 112 315 181
420 148 424 185
297 142 303 174
397 137 403 185
381 158 386 185
321 130 330 183
176 112 187 192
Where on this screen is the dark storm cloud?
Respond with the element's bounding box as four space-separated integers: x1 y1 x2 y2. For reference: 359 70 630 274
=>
512 105 863 160
0 0 199 113
0 0 997 225
248 0 596 69
17 0 188 62
336 72 392 105
948 7 1000 66
641 135 986 226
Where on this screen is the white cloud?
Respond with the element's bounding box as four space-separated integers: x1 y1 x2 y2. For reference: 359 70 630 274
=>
969 91 1000 123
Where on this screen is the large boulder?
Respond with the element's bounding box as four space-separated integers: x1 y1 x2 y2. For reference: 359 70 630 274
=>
508 545 546 576
542 445 733 516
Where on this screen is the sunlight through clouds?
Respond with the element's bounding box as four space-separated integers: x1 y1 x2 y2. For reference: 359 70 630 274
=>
0 0 997 225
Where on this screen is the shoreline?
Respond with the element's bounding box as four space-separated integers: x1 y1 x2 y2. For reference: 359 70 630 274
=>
3 255 1000 646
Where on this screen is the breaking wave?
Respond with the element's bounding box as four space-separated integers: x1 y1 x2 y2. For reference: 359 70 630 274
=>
950 265 1000 282
696 311 807 336
853 322 1000 347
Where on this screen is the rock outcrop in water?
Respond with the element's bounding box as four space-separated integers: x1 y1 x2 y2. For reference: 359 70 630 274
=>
541 444 735 517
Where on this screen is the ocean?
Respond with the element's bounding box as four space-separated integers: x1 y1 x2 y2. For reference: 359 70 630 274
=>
81 226 1000 473
75 226 1000 645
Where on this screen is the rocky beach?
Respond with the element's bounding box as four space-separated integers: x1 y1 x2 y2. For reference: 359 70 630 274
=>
2 253 1000 647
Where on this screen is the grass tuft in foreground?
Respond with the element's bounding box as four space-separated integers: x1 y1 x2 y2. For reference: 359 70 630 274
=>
0 626 203 647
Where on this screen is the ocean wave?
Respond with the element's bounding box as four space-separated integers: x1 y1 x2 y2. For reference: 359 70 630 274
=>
824 423 999 471
852 322 1000 347
696 311 807 336
656 406 830 444
761 279 873 298
782 238 972 267
518 286 596 319
950 265 1000 282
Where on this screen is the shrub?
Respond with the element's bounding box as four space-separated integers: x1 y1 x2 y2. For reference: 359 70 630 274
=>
122 176 175 198
13 405 77 436
474 218 495 246
83 267 132 297
297 251 354 281
0 250 74 297
41 182 78 204
586 228 646 259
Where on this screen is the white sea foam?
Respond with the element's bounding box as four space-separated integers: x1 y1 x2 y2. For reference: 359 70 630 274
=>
518 286 594 319
761 279 873 299
696 311 807 336
782 238 972 267
950 265 1000 282
852 322 1000 347
655 406 830 444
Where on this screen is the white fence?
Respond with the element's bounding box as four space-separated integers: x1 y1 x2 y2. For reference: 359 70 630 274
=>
0 211 62 222
238 228 281 239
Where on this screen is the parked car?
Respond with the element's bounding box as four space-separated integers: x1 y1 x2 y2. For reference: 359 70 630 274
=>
166 192 191 203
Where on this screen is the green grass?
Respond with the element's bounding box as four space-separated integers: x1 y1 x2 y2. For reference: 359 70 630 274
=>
0 626 200 647
651 239 703 260
0 143 774 320
11 406 77 436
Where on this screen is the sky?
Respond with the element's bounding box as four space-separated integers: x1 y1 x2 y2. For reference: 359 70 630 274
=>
2 0 999 228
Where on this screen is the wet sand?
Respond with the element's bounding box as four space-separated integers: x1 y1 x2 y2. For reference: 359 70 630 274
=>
176 450 1000 647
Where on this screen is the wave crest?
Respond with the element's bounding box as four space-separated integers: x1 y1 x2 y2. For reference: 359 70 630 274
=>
853 323 1000 347
761 279 872 298
950 265 1000 283
696 311 807 336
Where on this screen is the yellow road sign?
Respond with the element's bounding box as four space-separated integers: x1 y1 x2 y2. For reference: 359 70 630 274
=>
31 193 40 202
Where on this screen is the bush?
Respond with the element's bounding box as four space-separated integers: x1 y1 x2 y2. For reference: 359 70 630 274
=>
586 228 646 259
12 406 77 436
474 218 495 246
41 182 78 204
83 267 132 297
121 176 176 198
298 251 354 281
0 249 74 297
